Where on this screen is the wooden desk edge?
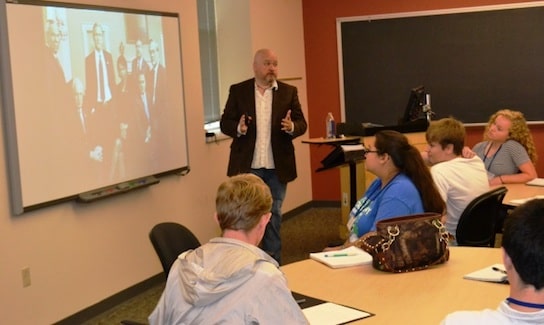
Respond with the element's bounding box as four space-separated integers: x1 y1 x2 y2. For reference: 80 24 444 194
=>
302 136 361 145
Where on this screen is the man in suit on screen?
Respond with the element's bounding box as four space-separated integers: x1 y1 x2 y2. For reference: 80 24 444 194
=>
85 22 116 110
84 22 117 181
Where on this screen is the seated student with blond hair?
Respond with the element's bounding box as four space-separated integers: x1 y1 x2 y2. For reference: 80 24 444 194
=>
441 198 544 324
149 174 308 324
463 109 537 185
424 117 489 245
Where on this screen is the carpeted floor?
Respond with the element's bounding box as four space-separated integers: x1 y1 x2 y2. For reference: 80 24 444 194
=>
281 206 343 265
81 206 342 324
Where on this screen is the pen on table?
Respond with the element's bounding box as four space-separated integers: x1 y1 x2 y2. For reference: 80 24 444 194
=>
324 253 358 257
492 266 507 274
295 298 306 304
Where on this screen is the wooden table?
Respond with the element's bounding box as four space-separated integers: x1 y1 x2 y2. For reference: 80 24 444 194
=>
501 183 544 206
282 246 508 325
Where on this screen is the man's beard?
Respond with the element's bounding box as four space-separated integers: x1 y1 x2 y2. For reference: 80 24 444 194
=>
265 73 276 84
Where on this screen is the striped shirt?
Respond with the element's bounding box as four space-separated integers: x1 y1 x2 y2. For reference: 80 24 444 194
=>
473 140 531 176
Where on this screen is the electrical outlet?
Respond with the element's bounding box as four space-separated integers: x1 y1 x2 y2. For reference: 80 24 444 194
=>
205 132 216 143
342 192 348 207
21 267 31 288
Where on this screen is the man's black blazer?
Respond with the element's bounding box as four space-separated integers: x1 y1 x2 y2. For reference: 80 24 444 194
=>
220 78 307 183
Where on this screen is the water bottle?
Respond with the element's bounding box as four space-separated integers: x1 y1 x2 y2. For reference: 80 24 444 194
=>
326 112 336 139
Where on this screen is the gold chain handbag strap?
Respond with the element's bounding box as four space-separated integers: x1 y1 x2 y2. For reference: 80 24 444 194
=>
359 216 448 254
432 218 449 244
356 232 384 253
380 218 448 252
381 225 400 252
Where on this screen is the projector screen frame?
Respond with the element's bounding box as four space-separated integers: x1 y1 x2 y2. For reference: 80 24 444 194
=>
0 0 190 215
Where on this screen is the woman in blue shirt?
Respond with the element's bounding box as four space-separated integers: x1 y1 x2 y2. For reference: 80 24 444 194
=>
329 130 445 249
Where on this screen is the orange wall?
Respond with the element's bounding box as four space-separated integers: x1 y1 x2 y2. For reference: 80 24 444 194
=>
0 1 311 323
302 0 544 201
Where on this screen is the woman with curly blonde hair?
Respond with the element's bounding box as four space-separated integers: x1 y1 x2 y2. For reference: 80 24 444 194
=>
468 109 537 186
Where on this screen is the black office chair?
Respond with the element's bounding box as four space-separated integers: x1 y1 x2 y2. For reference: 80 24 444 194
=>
455 186 508 247
149 222 201 278
120 222 201 325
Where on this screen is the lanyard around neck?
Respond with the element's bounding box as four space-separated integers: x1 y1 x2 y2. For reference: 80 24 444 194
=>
506 297 544 309
483 142 502 171
355 173 401 214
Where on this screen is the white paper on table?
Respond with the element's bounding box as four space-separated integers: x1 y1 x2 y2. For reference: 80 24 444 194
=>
302 302 372 325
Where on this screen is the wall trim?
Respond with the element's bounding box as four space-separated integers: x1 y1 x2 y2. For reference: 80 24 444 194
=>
55 273 164 325
55 200 340 323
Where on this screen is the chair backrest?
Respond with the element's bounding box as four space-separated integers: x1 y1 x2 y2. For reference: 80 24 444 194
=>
455 186 508 247
149 222 201 278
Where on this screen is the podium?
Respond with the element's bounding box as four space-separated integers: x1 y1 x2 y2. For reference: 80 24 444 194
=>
303 136 364 239
302 136 364 208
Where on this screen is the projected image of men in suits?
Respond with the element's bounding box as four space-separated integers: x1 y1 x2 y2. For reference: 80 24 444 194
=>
115 46 131 127
131 39 150 90
44 20 69 101
68 78 103 184
146 39 170 161
39 20 72 174
5 5 191 210
148 39 166 110
135 72 152 145
85 22 115 109
42 19 71 135
84 22 118 181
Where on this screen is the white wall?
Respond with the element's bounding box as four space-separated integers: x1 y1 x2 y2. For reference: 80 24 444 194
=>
0 0 311 323
216 0 253 108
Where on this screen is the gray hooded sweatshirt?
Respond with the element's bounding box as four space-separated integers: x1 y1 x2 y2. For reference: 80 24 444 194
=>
149 237 309 324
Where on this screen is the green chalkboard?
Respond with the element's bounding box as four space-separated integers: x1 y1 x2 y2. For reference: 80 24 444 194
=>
339 5 544 125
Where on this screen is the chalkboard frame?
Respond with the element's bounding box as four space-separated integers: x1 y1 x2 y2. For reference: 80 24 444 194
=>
337 2 544 126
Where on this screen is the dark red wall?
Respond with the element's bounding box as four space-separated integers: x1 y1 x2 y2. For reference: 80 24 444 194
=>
302 0 544 201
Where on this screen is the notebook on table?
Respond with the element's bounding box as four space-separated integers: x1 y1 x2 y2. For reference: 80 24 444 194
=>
463 263 508 284
292 291 374 324
526 178 544 187
309 246 373 268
